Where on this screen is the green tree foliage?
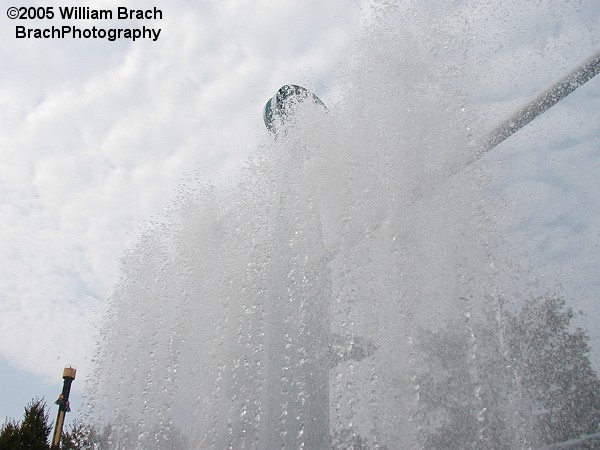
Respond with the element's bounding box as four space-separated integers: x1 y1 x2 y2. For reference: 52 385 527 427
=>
20 398 52 450
1 398 188 450
0 399 105 450
416 295 600 449
0 419 20 448
0 398 52 449
507 296 600 445
60 419 103 450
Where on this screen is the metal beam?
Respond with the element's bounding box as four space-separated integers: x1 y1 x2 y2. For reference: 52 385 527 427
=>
476 47 600 157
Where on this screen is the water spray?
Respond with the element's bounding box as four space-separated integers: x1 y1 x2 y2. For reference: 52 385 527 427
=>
91 37 600 448
51 366 76 450
258 47 600 447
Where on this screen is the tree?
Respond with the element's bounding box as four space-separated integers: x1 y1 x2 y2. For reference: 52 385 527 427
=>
61 419 102 450
506 296 600 445
20 398 52 450
416 295 600 449
0 398 52 449
0 398 107 450
1 397 189 449
0 419 20 449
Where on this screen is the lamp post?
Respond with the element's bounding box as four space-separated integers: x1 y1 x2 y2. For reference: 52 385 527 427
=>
50 366 76 449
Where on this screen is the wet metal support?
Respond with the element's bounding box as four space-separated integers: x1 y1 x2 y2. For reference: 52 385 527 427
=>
476 48 600 156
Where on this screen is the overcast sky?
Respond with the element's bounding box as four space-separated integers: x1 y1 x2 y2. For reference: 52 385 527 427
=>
1 0 599 427
0 0 373 423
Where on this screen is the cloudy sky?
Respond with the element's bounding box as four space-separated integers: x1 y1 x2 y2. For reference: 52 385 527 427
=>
0 0 372 423
1 0 599 428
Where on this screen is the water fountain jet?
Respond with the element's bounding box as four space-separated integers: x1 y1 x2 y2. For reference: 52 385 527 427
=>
89 5 600 449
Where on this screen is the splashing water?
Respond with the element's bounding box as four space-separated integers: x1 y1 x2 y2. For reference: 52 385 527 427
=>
89 3 598 449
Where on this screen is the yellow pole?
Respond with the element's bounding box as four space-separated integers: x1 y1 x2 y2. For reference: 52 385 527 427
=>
51 366 76 450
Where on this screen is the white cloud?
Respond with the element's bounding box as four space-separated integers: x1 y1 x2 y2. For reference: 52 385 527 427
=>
0 0 369 388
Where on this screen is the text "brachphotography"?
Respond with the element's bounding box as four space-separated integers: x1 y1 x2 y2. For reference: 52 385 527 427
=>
7 6 163 42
